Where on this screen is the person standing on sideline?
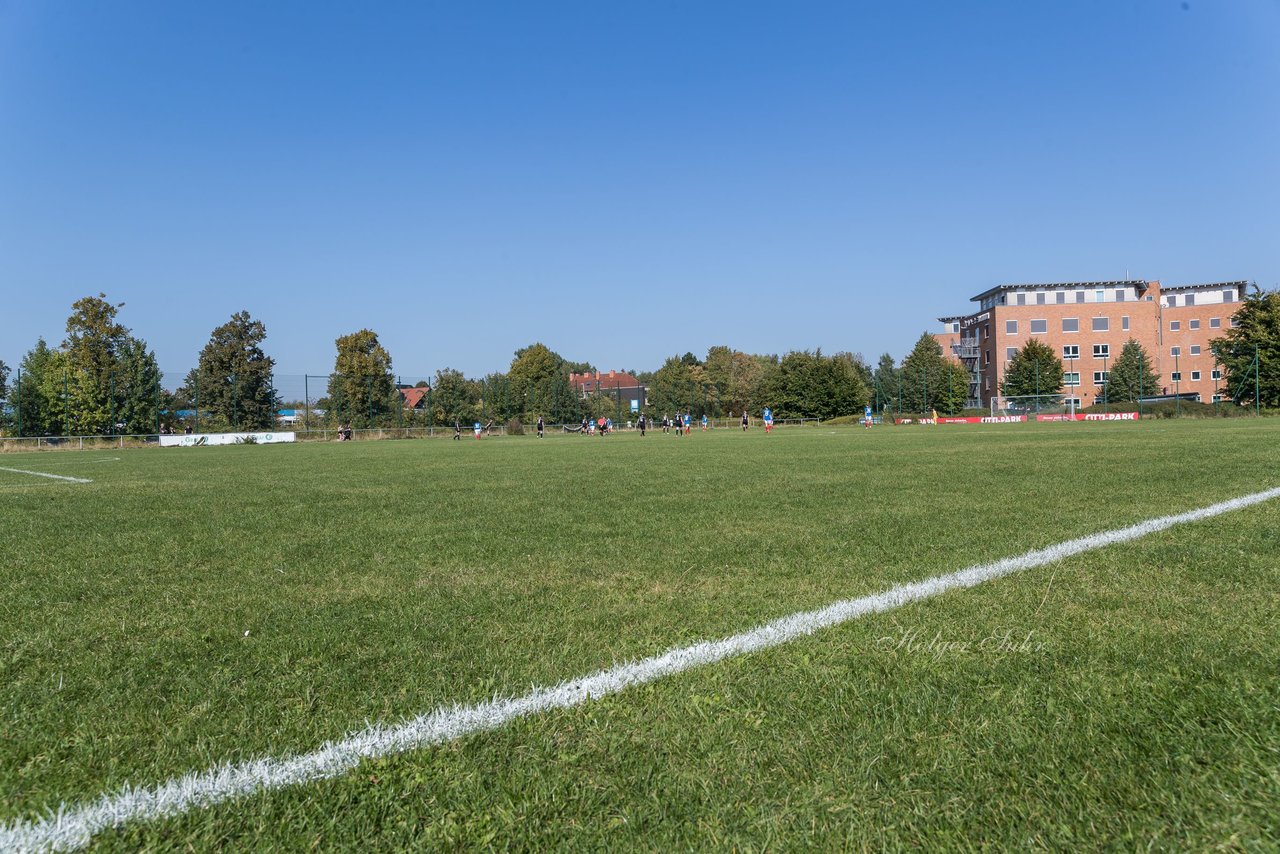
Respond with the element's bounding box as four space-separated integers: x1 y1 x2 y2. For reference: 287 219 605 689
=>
537 415 545 438
638 413 646 436
453 419 462 440
763 406 773 434
741 410 749 431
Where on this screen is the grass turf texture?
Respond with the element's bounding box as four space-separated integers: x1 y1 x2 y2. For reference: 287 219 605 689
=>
2 421 1278 849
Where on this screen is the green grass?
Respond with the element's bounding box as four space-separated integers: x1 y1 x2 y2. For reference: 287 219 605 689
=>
2 420 1279 849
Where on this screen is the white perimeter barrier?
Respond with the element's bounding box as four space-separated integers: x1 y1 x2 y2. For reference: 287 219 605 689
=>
159 432 296 448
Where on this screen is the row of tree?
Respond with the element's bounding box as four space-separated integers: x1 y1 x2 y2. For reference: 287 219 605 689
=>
4 288 1278 436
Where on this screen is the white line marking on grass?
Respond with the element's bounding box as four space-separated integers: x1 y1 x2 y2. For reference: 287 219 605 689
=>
4 485 1279 853
0 467 93 484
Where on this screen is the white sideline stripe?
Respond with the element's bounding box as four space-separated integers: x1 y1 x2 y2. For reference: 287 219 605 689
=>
0 467 92 484
4 486 1279 853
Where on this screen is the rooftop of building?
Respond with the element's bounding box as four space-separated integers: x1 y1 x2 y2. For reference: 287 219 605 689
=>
969 280 1151 302
1159 280 1248 293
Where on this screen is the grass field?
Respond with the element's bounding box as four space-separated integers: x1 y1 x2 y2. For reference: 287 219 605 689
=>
2 420 1279 850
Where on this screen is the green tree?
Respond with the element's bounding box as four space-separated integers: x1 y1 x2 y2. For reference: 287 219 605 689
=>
13 340 66 436
187 311 278 429
648 356 699 417
764 350 869 419
115 337 162 434
1210 286 1279 407
62 294 130 434
326 329 397 427
872 353 901 412
0 359 8 430
430 368 480 426
1105 339 1161 403
507 343 581 423
900 333 968 414
1000 339 1064 400
703 346 758 417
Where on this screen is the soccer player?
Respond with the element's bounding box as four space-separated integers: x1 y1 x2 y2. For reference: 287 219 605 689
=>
701 413 708 431
741 410 749 431
537 415 545 438
763 407 773 434
473 421 482 439
683 413 691 435
638 413 647 436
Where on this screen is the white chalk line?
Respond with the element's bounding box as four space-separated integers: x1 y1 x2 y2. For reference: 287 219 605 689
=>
0 457 120 468
3 485 1279 853
0 467 93 484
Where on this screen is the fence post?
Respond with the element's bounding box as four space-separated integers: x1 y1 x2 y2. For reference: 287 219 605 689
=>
1255 345 1260 417
63 366 70 436
232 373 238 430
110 375 116 437
155 375 161 435
304 374 309 430
15 370 21 437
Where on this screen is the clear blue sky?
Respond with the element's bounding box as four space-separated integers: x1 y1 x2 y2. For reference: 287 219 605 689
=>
2 0 1277 381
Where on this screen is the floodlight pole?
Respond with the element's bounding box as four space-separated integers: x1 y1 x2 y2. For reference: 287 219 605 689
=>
1175 352 1180 416
1102 353 1109 410
1255 345 1261 416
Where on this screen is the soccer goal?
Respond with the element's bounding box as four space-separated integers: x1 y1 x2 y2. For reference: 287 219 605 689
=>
994 394 1074 416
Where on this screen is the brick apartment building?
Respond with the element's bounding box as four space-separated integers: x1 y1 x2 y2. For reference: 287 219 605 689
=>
568 370 648 410
934 280 1248 409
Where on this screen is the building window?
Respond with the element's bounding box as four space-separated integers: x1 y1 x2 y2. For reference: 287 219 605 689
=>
1065 397 1082 408
1006 347 1018 361
1093 344 1110 359
1062 317 1079 333
1092 317 1109 332
1171 372 1182 382
1230 317 1240 328
1063 372 1080 386
984 351 990 365
950 322 960 333
1122 315 1130 331
1212 394 1224 403
1165 295 1177 307
1169 320 1180 331
1006 320 1018 334
1030 319 1047 334
1189 319 1200 330
1063 345 1079 359
1036 292 1046 305
1094 371 1109 385
1223 289 1236 303
1075 290 1086 303
1095 288 1105 302
1190 345 1201 356
1210 317 1221 329
1171 346 1181 357
1115 289 1126 302
1016 293 1027 306
1056 291 1066 304
1212 369 1222 380
1186 293 1196 306
1191 371 1201 381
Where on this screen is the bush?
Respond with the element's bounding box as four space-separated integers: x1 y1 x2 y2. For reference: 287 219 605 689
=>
1082 401 1252 419
506 418 525 436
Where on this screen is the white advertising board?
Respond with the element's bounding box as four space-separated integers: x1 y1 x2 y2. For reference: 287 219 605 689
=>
160 432 296 447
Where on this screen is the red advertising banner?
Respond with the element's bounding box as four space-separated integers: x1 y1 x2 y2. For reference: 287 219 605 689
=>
936 415 1027 425
893 418 937 424
1035 412 1141 422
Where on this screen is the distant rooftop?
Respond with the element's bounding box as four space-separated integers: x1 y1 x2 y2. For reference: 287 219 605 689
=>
1159 280 1248 293
969 280 1150 303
